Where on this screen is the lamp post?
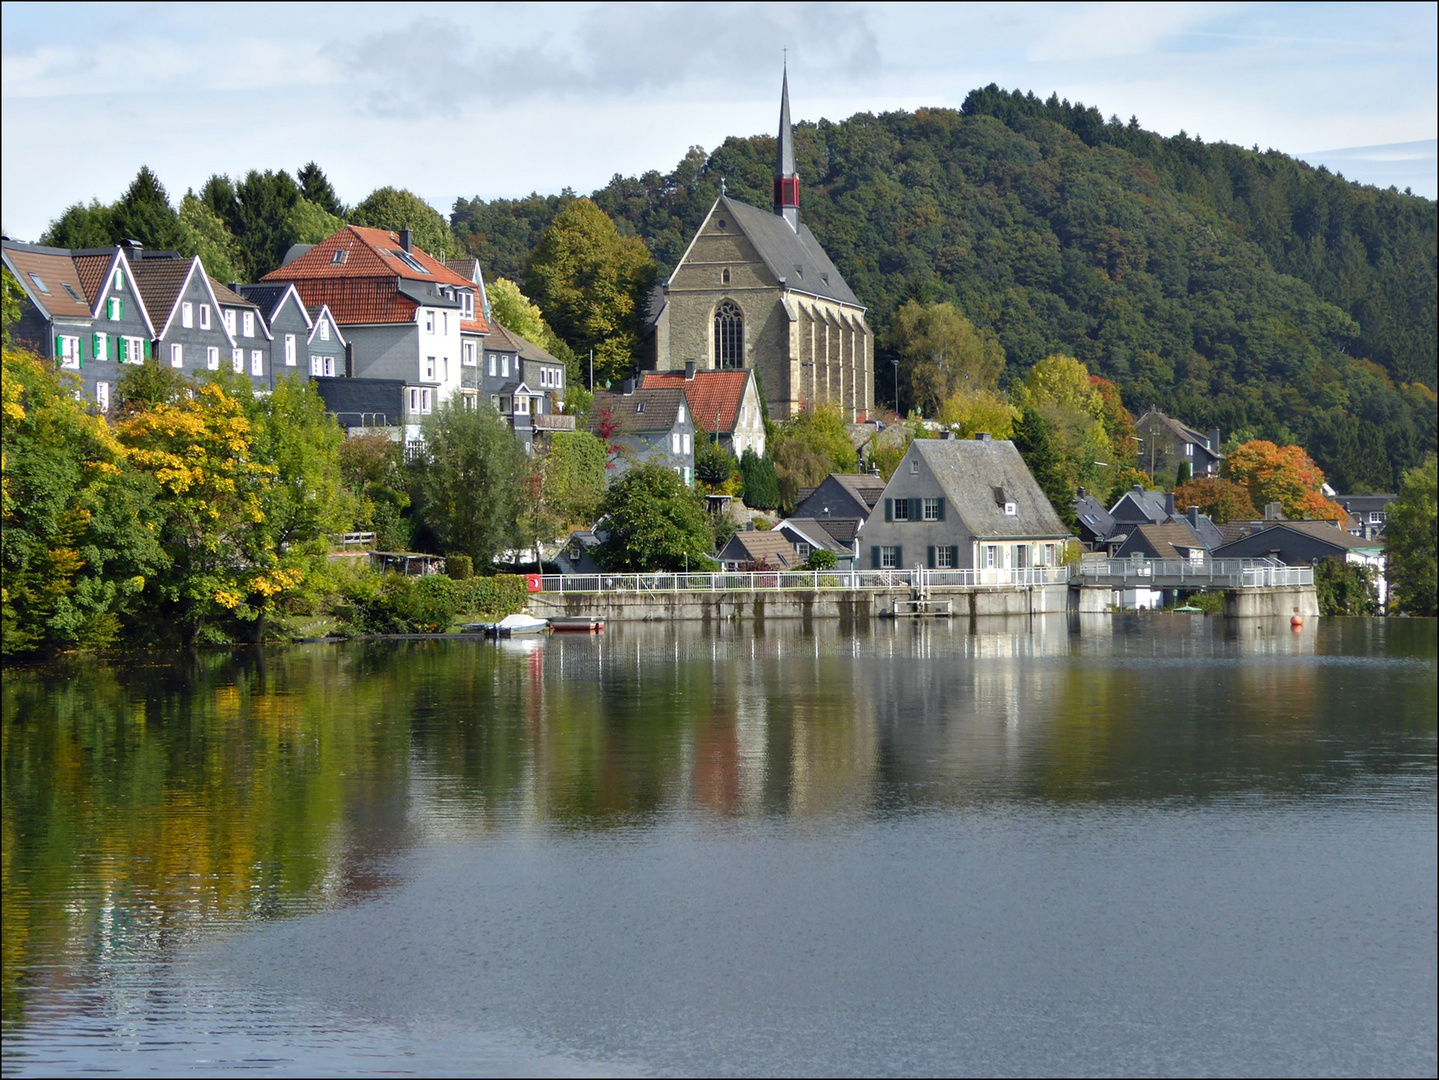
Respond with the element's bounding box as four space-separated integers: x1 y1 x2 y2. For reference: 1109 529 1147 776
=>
891 358 900 415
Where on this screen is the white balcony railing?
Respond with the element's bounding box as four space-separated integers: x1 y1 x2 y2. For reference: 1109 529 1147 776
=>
535 567 1069 594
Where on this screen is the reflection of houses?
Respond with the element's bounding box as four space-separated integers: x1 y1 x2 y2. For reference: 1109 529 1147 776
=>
859 434 1072 572
1133 408 1222 480
588 383 695 483
639 365 766 458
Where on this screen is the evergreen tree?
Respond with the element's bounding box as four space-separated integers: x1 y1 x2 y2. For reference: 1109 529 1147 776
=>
1386 453 1437 617
738 448 780 510
1012 408 1077 529
297 162 345 218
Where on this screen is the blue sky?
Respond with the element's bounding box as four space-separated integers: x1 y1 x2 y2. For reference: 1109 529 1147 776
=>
2 1 1434 242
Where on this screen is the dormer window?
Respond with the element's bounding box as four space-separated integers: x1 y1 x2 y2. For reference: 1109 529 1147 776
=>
62 283 82 302
1005 503 1017 516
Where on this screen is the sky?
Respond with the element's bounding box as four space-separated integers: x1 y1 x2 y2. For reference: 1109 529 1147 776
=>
2 1 1435 242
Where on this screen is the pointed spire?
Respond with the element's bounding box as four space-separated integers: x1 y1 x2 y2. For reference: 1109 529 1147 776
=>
773 63 799 231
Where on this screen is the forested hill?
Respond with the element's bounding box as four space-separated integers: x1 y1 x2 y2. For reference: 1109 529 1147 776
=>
452 86 1437 492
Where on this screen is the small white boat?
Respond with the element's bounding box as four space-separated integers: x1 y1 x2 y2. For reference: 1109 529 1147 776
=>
491 613 550 637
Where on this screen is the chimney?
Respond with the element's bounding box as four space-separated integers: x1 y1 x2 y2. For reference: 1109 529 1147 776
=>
1208 428 1221 453
940 430 954 440
399 228 413 253
621 378 635 396
975 432 992 442
685 361 696 381
1164 493 1175 516
228 283 242 295
1187 506 1200 528
1132 484 1145 494
1077 486 1086 498
1265 501 1283 521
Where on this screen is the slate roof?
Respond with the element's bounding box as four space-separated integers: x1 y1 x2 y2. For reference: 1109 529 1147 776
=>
830 473 887 508
129 258 195 328
912 438 1071 539
511 328 561 365
719 530 799 569
640 370 752 435
587 387 688 435
2 243 93 318
1110 486 1170 524
779 517 859 553
1334 494 1397 514
234 283 297 323
484 323 524 352
311 377 405 425
1212 520 1382 559
1134 409 1222 457
1074 493 1116 539
714 195 862 307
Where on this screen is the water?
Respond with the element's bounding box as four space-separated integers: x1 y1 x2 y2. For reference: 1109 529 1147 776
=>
3 615 1435 1076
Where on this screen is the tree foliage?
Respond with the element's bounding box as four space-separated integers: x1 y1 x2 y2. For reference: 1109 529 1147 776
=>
594 463 715 571
351 186 458 260
1222 440 1346 521
1385 452 1437 617
694 438 738 492
1314 556 1379 617
738 448 780 510
523 199 657 387
1170 477 1257 523
409 400 528 568
889 300 1004 416
486 277 581 381
1012 407 1077 529
937 387 1018 439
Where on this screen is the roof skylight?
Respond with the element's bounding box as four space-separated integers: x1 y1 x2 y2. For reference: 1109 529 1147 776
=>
391 250 430 274
29 273 50 295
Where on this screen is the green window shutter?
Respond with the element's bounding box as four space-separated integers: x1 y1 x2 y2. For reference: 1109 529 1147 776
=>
143 339 150 360
927 545 936 569
937 497 945 521
92 333 101 358
54 333 63 357
895 545 904 568
910 498 921 521
870 546 880 570
950 545 959 568
884 498 892 522
118 299 124 320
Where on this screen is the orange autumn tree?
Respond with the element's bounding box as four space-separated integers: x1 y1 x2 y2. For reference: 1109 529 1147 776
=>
1171 477 1258 524
1221 440 1346 522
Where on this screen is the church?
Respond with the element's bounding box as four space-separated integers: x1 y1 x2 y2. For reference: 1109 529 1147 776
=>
645 71 874 421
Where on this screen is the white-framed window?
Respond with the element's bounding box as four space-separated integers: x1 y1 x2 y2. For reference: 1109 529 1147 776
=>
121 337 144 364
243 311 255 337
425 311 435 333
58 336 81 369
199 304 211 330
514 394 530 415
795 541 812 559
462 341 477 366
181 301 194 328
910 459 919 474
683 432 692 455
501 355 509 378
461 390 478 410
310 355 334 377
232 348 244 373
892 498 910 521
405 439 424 462
880 546 898 569
922 497 940 521
106 297 123 321
207 346 220 371
684 467 693 486
488 353 497 377
318 319 330 341
984 545 998 569
92 332 108 361
423 357 436 381
224 309 236 335
170 343 184 368
95 382 110 411
678 403 687 423
671 432 681 454
491 394 501 409
936 545 954 569
408 387 432 414
1004 502 1017 516
251 350 263 376
114 268 126 292
1185 443 1194 457
284 334 296 365
442 312 448 335
462 291 474 318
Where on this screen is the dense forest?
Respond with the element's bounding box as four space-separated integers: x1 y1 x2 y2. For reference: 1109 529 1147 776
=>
451 86 1437 493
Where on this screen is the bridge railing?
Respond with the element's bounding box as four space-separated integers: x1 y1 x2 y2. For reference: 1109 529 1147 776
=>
535 566 1069 594
1069 558 1311 587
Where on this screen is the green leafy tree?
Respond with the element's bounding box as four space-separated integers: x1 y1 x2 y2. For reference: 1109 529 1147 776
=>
594 463 716 571
1386 453 1437 617
889 300 1005 416
538 430 607 525
1015 354 1114 493
2 268 23 348
487 277 582 382
351 187 458 260
2 346 164 655
937 387 1018 439
524 198 657 386
1012 407 1077 529
297 162 345 218
339 432 410 550
694 438 738 492
408 400 528 568
738 448 780 510
287 198 346 246
40 199 114 249
802 548 838 571
1314 556 1379 617
177 194 245 284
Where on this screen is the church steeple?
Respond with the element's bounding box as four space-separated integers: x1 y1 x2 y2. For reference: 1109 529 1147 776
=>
773 65 799 231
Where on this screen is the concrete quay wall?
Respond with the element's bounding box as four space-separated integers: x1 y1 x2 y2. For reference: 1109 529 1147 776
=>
528 584 1069 624
1224 586 1319 620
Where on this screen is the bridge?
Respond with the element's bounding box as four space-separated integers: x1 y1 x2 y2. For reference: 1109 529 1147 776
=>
1068 558 1312 589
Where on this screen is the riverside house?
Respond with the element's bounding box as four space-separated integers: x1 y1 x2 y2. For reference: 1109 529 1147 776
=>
858 434 1072 574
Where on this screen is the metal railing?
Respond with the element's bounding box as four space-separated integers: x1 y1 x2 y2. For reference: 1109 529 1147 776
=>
536 567 1068 594
1070 558 1312 587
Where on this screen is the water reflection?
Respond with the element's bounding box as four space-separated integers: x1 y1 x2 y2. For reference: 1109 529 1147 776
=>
3 617 1435 1045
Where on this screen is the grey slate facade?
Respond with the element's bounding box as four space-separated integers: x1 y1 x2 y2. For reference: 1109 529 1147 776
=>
859 435 1072 572
588 385 695 484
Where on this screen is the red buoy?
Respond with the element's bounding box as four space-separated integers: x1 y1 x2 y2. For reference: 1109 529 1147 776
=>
1291 614 1304 630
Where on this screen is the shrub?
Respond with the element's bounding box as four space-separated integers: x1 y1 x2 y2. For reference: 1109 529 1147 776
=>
446 554 473 580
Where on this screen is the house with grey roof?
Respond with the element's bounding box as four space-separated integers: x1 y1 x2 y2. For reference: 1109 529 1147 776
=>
1213 519 1387 606
587 383 695 484
717 529 801 571
792 473 887 523
774 517 860 570
858 434 1072 573
1133 409 1223 482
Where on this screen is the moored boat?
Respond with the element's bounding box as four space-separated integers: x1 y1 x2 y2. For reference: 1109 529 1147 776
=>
492 613 550 637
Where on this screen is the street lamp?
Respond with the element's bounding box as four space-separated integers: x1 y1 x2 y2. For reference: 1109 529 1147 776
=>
891 358 900 415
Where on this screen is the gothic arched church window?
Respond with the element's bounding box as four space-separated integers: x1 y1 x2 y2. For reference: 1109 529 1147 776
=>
714 300 743 369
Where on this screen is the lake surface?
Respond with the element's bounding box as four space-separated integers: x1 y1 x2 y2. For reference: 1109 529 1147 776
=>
2 615 1435 1076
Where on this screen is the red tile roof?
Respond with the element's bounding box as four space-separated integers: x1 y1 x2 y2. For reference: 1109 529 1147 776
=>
263 226 488 331
640 370 751 435
73 253 116 306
